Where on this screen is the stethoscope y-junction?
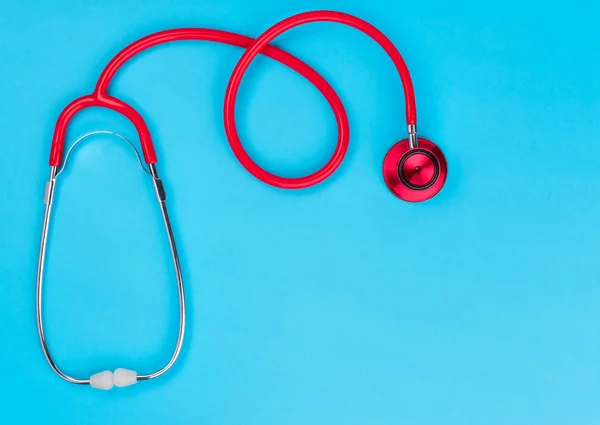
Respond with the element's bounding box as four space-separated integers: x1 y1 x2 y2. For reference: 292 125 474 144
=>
36 10 448 390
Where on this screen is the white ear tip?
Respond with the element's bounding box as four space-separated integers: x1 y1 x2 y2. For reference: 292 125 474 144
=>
114 368 137 387
90 370 114 390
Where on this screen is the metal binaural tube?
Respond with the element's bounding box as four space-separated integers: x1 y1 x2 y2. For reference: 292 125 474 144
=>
36 134 186 386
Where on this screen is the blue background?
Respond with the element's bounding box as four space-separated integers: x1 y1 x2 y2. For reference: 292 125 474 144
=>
1 0 599 423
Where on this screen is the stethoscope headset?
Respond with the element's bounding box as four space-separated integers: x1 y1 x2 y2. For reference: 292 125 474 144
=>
36 10 447 390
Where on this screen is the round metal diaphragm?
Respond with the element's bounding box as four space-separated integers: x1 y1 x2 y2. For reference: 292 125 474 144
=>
382 138 447 202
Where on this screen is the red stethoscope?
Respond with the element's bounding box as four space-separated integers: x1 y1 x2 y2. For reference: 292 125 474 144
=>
49 9 447 200
36 10 448 390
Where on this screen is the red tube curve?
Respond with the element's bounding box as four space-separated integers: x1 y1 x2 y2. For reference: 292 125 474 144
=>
49 10 418 190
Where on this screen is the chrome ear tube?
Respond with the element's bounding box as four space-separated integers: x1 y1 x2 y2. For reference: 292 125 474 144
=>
36 131 186 390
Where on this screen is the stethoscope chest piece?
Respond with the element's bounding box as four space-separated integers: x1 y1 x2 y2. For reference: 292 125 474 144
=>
383 138 447 202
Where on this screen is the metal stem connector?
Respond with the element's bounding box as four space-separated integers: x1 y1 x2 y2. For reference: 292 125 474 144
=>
408 124 418 149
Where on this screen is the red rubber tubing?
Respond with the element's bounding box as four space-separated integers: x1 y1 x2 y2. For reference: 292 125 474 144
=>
49 10 417 190
49 28 342 168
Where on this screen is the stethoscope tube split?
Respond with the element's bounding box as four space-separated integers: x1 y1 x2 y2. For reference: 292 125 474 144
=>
37 9 447 389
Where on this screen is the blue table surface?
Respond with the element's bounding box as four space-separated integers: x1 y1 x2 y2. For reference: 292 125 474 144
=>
1 0 599 423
